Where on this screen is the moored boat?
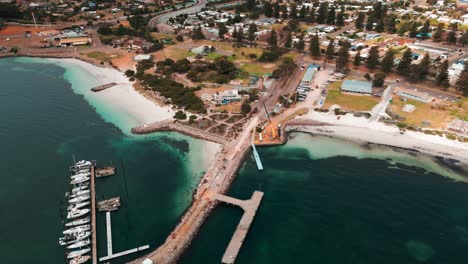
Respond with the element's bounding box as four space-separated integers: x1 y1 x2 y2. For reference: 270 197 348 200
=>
59 231 91 246
67 201 90 211
69 255 91 264
65 217 90 227
63 224 91 235
70 176 89 185
67 239 91 249
69 195 90 204
67 208 90 219
67 248 91 259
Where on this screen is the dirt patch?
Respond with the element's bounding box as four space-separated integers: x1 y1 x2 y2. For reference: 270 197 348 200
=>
208 123 228 136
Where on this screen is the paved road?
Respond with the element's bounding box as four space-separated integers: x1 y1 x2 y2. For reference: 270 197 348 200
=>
148 0 207 27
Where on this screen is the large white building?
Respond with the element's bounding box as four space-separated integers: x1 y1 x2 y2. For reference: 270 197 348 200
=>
213 90 242 105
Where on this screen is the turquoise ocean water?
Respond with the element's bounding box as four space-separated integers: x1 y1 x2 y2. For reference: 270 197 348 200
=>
1 57 467 264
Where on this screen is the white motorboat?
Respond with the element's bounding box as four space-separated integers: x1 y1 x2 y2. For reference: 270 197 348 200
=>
71 186 88 193
69 255 91 264
69 195 90 204
70 176 89 185
67 248 91 259
67 201 90 211
71 172 90 180
59 231 91 246
67 208 90 219
67 239 91 249
71 189 90 196
74 160 92 170
63 224 91 235
65 217 90 227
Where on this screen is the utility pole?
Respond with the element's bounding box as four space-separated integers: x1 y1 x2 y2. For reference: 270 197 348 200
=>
263 102 271 123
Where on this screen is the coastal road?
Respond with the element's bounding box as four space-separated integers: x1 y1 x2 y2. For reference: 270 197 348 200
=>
148 0 207 27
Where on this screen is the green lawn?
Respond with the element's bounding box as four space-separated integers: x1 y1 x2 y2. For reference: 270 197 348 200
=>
324 81 380 111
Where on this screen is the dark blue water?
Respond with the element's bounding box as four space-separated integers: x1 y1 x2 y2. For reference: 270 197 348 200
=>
182 134 468 264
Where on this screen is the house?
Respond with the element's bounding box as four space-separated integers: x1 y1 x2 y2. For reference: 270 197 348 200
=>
301 64 319 86
395 87 433 103
341 80 373 94
134 54 152 62
59 37 91 47
448 62 465 84
190 45 215 55
213 90 242 105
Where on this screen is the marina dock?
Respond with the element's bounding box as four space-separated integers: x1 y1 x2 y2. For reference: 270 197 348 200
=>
96 166 116 178
215 191 264 264
90 165 98 264
251 144 263 171
98 197 120 212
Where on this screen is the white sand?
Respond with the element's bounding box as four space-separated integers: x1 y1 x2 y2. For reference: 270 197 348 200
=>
51 58 175 131
289 111 468 165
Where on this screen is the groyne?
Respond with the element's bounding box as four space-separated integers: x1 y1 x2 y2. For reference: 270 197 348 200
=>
131 119 229 145
91 82 117 92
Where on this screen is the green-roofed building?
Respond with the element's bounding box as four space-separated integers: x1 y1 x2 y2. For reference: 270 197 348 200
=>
341 80 373 94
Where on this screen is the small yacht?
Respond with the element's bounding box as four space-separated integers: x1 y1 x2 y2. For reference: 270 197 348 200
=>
70 176 89 185
67 201 90 211
67 248 91 259
69 195 90 204
67 208 90 219
63 224 91 235
69 255 91 264
65 217 90 227
67 239 91 249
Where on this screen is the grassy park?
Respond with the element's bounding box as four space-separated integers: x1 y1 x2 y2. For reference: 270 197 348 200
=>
324 81 380 111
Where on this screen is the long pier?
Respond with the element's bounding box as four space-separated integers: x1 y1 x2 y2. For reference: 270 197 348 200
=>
106 211 113 255
215 191 264 264
90 166 98 264
132 119 229 145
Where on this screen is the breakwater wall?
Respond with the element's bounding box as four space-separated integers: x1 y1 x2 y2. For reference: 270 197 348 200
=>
131 120 229 145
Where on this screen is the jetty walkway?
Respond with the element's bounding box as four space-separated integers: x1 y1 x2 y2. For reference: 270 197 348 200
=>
132 119 229 145
215 191 264 264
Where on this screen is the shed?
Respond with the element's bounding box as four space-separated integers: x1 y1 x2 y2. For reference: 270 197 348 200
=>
341 80 373 94
134 54 152 61
301 64 319 86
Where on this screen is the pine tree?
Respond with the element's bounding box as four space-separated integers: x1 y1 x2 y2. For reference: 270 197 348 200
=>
309 7 316 24
294 34 305 51
281 5 288 19
336 41 350 72
299 6 306 19
327 6 336 25
432 23 444 42
375 19 385 33
436 60 449 87
317 2 328 24
459 31 468 47
455 67 468 95
236 27 244 42
446 30 457 45
232 27 238 40
384 14 397 34
373 2 383 20
290 3 298 19
420 20 430 39
284 31 292 48
413 53 431 80
192 26 205 40
353 50 361 67
397 48 413 75
409 22 418 38
246 0 255 10
366 13 375 31
309 34 321 58
248 23 257 41
336 8 345 27
268 28 278 47
218 23 227 39
355 12 365 30
325 38 335 60
366 46 380 70
273 2 280 18
264 2 273 17
381 48 394 73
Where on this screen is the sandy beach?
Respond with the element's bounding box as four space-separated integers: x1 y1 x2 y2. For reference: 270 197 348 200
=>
48 58 176 130
288 111 468 166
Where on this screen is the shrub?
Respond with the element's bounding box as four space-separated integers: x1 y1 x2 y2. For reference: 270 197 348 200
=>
174 110 187 120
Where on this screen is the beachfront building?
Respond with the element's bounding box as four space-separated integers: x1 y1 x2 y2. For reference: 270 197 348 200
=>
301 64 319 86
340 80 373 94
59 37 92 47
395 88 433 103
213 90 242 105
